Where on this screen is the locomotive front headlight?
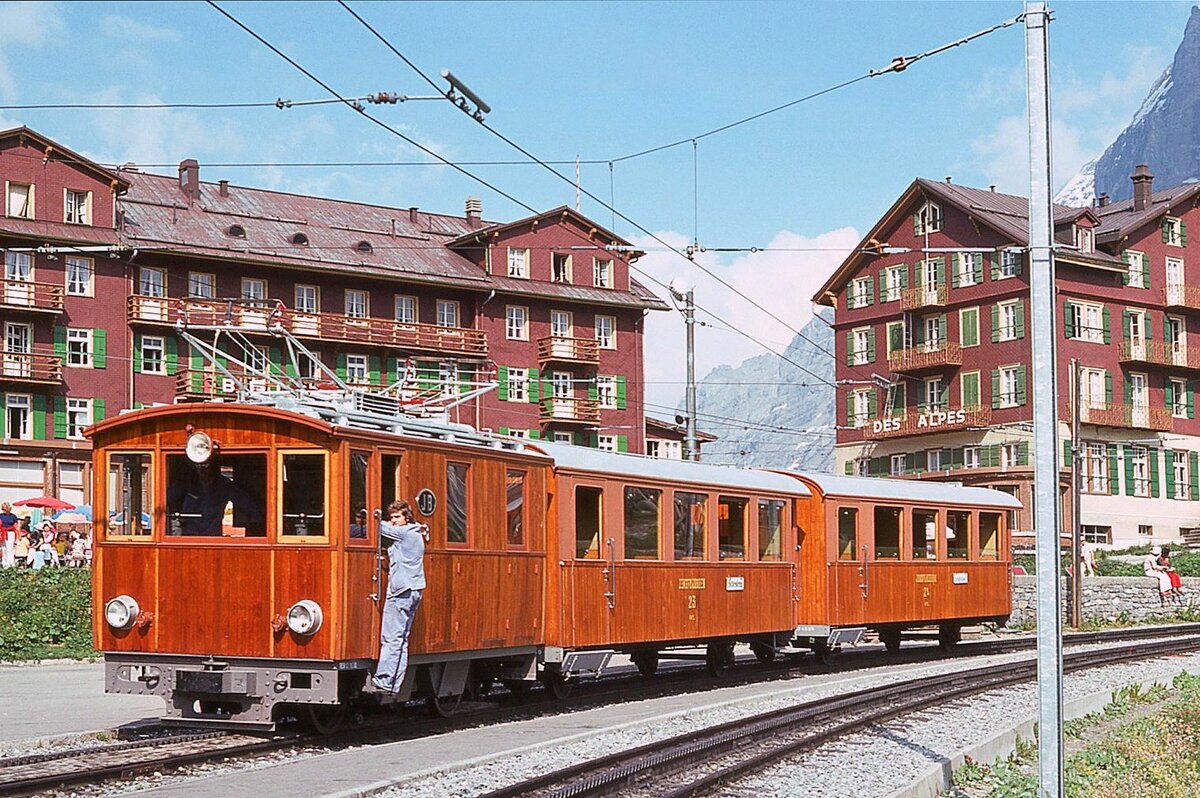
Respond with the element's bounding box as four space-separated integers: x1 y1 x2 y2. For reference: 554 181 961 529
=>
286 600 323 636
105 595 140 630
185 431 214 463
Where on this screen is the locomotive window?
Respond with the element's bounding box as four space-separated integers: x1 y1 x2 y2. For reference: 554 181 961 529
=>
758 500 784 561
623 486 661 559
166 453 266 537
718 496 747 560
674 492 707 560
946 511 970 559
447 463 469 544
575 485 603 558
912 509 937 559
506 470 525 548
349 451 370 542
979 512 1000 560
281 453 326 538
874 506 901 559
107 453 152 538
837 507 857 561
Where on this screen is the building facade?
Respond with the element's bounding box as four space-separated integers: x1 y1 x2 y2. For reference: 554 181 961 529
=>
816 169 1200 549
0 127 671 505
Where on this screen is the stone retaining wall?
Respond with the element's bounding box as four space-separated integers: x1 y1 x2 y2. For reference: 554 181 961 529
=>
1009 575 1199 627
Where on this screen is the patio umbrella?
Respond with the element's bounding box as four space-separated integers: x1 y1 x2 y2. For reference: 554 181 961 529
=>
52 504 91 522
13 496 74 511
51 512 88 525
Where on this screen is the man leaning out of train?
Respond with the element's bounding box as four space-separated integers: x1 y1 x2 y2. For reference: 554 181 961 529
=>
372 500 428 693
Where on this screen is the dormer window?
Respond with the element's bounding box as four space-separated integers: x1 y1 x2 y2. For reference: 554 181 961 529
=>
355 240 372 254
1074 224 1094 254
64 190 90 225
6 182 33 219
292 232 309 246
227 224 246 238
913 201 942 235
1163 216 1186 247
552 252 572 283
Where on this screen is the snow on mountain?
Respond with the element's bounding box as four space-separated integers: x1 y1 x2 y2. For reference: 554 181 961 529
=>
1054 158 1096 207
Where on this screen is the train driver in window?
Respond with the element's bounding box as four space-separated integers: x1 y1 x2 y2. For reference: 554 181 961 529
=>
350 508 368 539
166 456 261 536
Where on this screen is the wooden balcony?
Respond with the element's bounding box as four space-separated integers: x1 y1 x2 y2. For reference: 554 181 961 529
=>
1118 339 1200 371
127 295 489 358
900 285 947 311
0 351 62 385
861 405 991 440
887 341 962 373
175 369 268 401
539 396 601 425
538 335 600 365
1078 402 1173 432
0 279 63 314
1163 285 1200 311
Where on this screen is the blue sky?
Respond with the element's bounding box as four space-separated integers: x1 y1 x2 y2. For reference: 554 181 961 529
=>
0 1 1193 406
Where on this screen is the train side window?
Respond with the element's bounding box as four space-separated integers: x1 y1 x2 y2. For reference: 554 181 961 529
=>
575 485 603 558
447 462 469 544
674 491 708 560
506 469 525 548
946 511 970 559
166 453 266 538
106 453 152 538
758 499 784 561
874 506 901 559
280 453 327 539
837 507 857 561
623 486 661 559
348 451 370 543
718 496 747 560
979 512 1001 560
912 509 937 559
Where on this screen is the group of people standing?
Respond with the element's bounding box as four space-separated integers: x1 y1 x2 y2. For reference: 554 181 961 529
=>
0 502 89 569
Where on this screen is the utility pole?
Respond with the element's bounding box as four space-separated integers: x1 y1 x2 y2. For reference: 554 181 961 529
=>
670 280 700 462
1071 359 1082 630
1026 4 1065 797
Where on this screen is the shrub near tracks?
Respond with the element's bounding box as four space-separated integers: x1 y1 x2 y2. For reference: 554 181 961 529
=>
0 568 94 661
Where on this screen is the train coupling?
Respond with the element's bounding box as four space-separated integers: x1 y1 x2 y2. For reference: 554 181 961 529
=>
788 625 866 648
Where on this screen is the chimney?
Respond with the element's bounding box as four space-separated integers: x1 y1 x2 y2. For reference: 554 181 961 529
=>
465 196 482 228
1098 192 1110 208
408 206 419 224
178 159 200 202
944 176 952 184
218 180 229 198
989 185 996 192
1132 164 1154 211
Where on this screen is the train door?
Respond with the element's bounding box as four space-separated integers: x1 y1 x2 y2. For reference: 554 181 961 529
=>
830 505 867 625
569 479 612 647
345 449 381 658
373 452 404 641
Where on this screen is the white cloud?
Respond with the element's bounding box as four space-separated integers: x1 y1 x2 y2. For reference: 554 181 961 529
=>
969 114 1108 198
100 14 181 42
0 1 66 99
635 226 860 409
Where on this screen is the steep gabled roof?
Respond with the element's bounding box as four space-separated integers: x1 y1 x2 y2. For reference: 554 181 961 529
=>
0 126 131 191
445 205 643 256
1094 182 1200 244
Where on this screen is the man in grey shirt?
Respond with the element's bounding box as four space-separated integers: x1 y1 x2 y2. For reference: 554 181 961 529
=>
373 500 427 693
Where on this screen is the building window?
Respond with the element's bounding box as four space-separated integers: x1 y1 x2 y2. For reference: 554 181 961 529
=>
188 272 215 299
998 300 1020 340
64 189 90 225
849 277 872 309
4 393 30 440
1084 443 1108 493
884 265 905 302
141 336 165 375
1138 524 1153 537
958 252 978 286
6 182 32 218
852 327 871 366
1073 224 1094 253
505 306 528 340
595 315 616 349
551 371 571 399
1126 251 1146 285
552 253 572 283
507 429 529 439
915 201 942 235
593 258 613 288
507 247 529 278
300 351 322 381
507 369 528 402
1132 445 1149 497
65 256 93 297
1174 450 1189 500
1068 302 1104 343
924 377 945 409
850 389 871 428
551 310 572 338
1165 217 1184 247
998 365 1020 407
67 328 91 367
345 354 368 384
890 454 907 476
140 267 166 298
1082 525 1111 544
436 300 459 328
1171 378 1188 418
344 289 368 318
596 375 617 408
553 431 573 444
963 446 980 469
1000 250 1020 278
295 285 318 314
854 458 869 477
926 449 942 471
1001 442 1021 472
66 398 90 439
394 295 417 324
597 435 617 452
241 278 266 301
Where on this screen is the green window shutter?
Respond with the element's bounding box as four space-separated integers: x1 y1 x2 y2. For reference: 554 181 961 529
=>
31 395 45 440
1188 381 1196 418
617 435 628 453
1166 379 1175 410
1143 266 1150 289
905 452 918 472
1016 365 1027 405
1124 374 1132 405
962 372 980 407
1063 438 1072 465
1013 255 1023 276
1122 310 1132 341
938 314 947 343
935 257 945 287
913 212 921 236
1121 251 1131 286
845 331 854 366
1102 307 1111 344
165 336 178 376
1166 449 1176 499
336 353 347 381
92 329 106 368
950 254 961 288
870 456 886 476
368 355 381 386
900 265 908 288
991 369 1001 408
914 262 924 288
917 385 926 412
868 390 878 419
53 326 67 360
53 396 67 439
864 275 875 305
889 323 905 352
587 380 599 402
190 345 203 371
1108 444 1120 495
1105 371 1113 405
1162 219 1170 244
1182 220 1189 246
866 329 876 362
939 380 948 408
1149 448 1160 498
846 392 855 423
950 447 963 469
962 309 978 347
990 252 1000 280
132 335 143 373
93 398 105 422
1191 451 1199 500
528 429 541 440
1063 302 1075 338
528 368 540 402
845 461 854 475
972 254 983 283
1144 311 1153 339
616 376 627 409
497 366 509 401
0 394 5 437
1124 446 1136 496
1015 300 1025 338
1017 441 1029 466
991 305 1000 343
499 427 509 436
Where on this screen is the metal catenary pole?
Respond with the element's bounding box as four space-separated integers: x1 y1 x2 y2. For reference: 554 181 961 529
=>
1025 4 1065 796
684 287 699 461
1071 359 1083 629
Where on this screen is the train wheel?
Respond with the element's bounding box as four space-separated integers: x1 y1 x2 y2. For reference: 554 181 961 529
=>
427 689 465 718
880 628 903 653
750 642 776 664
706 642 735 678
300 704 346 735
632 650 659 677
938 624 962 652
541 668 573 700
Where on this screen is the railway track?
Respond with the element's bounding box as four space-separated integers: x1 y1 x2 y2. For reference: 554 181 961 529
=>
480 633 1200 798
2 623 1196 796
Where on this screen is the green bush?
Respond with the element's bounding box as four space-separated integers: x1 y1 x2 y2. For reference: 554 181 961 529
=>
0 568 95 661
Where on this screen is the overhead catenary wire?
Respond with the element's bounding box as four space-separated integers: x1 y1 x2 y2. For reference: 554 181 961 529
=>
0 93 434 111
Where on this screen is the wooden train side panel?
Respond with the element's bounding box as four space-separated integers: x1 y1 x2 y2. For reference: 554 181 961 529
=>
94 544 159 652
861 562 1011 624
272 547 335 659
153 547 273 657
341 549 378 660
792 494 829 627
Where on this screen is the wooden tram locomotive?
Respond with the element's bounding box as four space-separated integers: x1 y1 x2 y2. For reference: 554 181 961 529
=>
91 311 1020 730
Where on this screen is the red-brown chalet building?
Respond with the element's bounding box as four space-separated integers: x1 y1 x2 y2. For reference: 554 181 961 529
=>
0 127 673 506
816 168 1200 549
